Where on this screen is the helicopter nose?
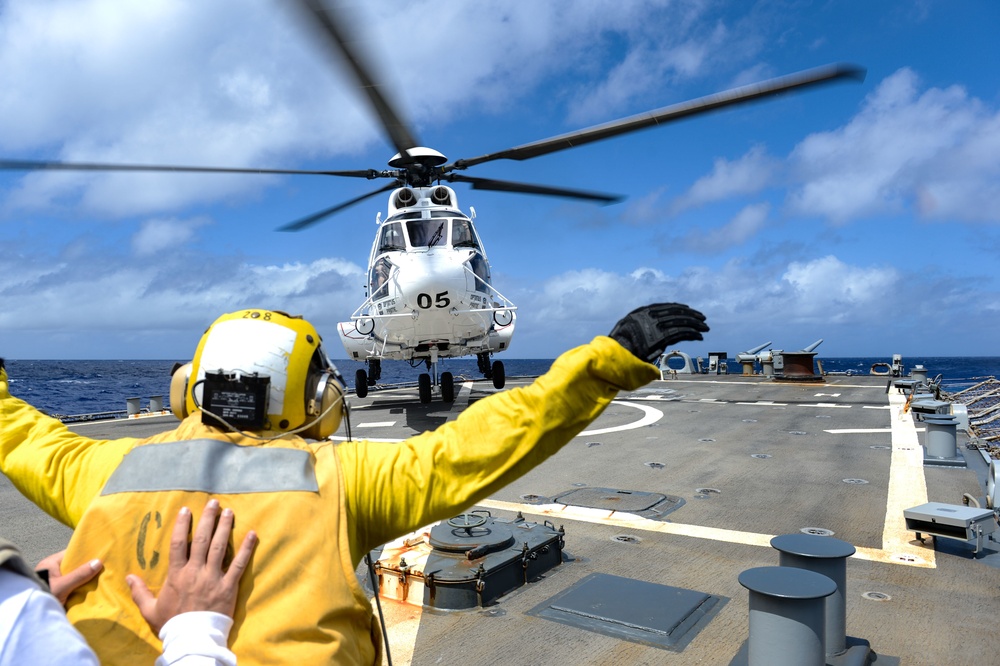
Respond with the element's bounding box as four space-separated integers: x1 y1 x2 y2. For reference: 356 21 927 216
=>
395 254 466 312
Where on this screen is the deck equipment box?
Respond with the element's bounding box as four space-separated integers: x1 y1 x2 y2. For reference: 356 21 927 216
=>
903 502 997 554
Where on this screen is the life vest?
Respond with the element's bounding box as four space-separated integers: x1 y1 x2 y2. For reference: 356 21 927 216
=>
63 431 380 665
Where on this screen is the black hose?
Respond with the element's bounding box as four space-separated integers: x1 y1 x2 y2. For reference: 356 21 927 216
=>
364 553 393 666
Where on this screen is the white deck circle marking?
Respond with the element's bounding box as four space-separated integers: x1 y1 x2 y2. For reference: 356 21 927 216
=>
579 401 663 436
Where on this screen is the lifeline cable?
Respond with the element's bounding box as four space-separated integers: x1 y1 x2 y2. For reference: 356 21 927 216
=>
365 552 393 666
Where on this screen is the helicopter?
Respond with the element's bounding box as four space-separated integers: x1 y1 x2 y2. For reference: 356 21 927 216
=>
331 175 519 403
0 0 865 404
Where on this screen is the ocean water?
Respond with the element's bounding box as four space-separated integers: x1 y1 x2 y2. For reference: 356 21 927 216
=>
4 356 999 419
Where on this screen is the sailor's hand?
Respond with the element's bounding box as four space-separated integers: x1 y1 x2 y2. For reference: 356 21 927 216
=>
35 551 103 606
127 499 257 636
609 303 709 363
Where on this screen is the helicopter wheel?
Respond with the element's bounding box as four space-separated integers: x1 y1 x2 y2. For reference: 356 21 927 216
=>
355 369 369 399
418 373 432 404
491 361 505 389
440 371 455 403
368 359 381 385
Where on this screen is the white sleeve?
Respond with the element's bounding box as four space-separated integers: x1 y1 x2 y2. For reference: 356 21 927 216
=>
156 611 237 666
0 569 100 666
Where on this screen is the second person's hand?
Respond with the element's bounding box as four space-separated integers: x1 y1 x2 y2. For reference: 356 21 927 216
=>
127 499 257 635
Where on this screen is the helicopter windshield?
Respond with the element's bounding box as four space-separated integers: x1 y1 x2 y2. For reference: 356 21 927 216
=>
378 222 405 253
406 220 446 247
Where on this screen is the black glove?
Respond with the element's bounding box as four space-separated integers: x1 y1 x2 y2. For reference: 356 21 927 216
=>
609 303 709 362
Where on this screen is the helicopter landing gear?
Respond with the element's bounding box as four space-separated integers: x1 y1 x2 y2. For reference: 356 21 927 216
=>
491 361 505 389
440 371 455 403
477 352 505 389
355 359 382 399
477 352 493 378
418 373 432 404
417 348 455 403
355 369 369 399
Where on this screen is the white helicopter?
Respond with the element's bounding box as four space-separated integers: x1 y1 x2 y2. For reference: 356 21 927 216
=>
334 174 517 403
0 0 865 404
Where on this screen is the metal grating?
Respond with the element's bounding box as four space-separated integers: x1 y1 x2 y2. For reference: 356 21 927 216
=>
528 573 725 651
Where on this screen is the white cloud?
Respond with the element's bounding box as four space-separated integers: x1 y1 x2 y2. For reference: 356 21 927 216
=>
0 0 757 220
672 202 770 252
566 23 729 125
778 255 899 323
131 217 210 256
0 246 364 339
670 146 777 213
507 253 925 356
787 68 1000 223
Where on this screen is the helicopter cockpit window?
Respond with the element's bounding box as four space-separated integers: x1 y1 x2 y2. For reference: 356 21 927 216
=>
451 219 480 249
378 222 405 253
469 252 489 291
406 220 446 247
369 257 392 300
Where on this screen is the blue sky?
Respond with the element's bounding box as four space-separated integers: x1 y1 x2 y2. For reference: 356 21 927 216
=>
2 0 999 361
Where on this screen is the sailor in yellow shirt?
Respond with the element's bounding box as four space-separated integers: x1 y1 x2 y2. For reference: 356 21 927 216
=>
0 303 707 665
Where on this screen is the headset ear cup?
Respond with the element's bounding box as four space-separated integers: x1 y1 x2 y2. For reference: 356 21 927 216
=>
170 363 192 420
303 373 344 439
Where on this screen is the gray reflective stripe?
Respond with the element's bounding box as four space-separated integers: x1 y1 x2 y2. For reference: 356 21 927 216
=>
101 439 319 495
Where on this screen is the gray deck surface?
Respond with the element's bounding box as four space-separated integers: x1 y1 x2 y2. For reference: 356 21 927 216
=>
3 372 997 665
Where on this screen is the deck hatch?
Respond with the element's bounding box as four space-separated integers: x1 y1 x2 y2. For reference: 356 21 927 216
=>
528 573 724 650
553 487 683 517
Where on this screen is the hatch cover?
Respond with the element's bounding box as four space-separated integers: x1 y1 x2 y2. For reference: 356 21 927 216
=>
553 487 684 518
528 573 725 651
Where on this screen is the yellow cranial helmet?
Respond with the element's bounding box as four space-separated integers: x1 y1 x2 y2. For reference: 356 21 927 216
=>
170 309 345 438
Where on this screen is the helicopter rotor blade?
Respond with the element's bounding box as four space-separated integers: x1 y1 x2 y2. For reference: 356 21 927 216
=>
446 174 621 204
291 0 420 161
278 181 400 232
0 159 379 178
451 63 866 170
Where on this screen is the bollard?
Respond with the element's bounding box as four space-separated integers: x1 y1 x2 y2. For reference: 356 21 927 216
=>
951 403 969 431
770 534 856 656
126 397 141 416
149 395 164 412
738 566 835 666
923 414 959 459
910 364 928 383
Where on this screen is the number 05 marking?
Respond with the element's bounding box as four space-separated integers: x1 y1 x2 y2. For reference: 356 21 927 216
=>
417 291 450 309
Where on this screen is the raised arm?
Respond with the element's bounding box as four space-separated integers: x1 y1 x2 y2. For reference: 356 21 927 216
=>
0 360 138 526
339 303 708 562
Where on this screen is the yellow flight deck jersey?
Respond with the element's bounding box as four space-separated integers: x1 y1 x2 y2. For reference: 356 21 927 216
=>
0 337 657 665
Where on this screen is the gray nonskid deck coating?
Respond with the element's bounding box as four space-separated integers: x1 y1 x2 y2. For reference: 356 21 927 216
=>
3 373 996 665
